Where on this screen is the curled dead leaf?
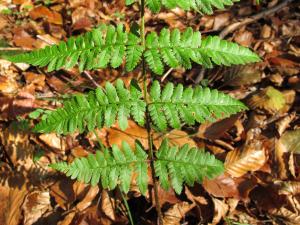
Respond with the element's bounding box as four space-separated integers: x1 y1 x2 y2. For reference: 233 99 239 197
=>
225 138 267 178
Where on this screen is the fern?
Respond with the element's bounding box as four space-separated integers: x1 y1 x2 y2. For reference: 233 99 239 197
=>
148 80 247 131
126 0 239 14
33 79 247 133
155 139 224 194
51 141 148 194
51 139 224 194
34 79 146 134
5 26 260 75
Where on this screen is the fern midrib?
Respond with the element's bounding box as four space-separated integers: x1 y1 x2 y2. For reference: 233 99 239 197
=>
23 43 138 60
201 46 256 57
157 158 221 168
70 158 147 171
149 101 245 107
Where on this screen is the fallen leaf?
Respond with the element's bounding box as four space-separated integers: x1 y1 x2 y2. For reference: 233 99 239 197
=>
22 190 51 225
76 185 99 212
210 198 228 225
163 201 195 225
225 139 267 177
29 6 63 25
247 86 286 114
101 189 116 221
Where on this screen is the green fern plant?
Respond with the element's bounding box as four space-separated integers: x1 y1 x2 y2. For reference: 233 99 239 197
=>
3 0 260 223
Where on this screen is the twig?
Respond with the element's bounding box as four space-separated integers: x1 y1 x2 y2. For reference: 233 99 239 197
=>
161 68 173 82
82 71 100 88
195 0 295 84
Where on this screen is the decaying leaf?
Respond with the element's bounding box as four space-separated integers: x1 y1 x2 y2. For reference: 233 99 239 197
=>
270 207 300 225
225 138 267 177
22 190 51 225
163 201 195 225
277 181 300 196
210 198 229 225
276 112 296 136
248 86 286 114
223 64 262 87
276 129 300 154
101 189 116 221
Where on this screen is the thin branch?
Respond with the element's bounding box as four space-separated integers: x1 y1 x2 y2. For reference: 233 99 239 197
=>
82 71 100 88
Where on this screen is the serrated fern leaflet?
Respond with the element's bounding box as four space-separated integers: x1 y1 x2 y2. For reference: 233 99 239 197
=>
5 25 260 75
51 139 224 194
126 0 240 14
34 79 247 134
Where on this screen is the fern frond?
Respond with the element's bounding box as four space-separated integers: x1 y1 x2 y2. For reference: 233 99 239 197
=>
5 26 260 75
51 139 224 194
148 80 247 131
6 24 142 72
127 0 239 14
154 139 224 194
33 79 247 133
34 79 146 134
51 141 149 194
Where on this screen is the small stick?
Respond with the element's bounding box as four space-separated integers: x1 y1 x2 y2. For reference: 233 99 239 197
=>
82 71 100 88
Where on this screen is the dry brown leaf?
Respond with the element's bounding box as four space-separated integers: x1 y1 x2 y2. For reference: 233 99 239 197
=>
76 185 99 212
247 86 286 114
22 190 51 225
278 181 300 196
5 184 28 225
101 190 116 221
106 120 196 149
225 139 267 177
209 198 229 225
29 6 63 25
0 75 19 95
270 207 300 225
163 201 195 225
197 114 241 140
276 129 300 154
223 65 262 87
213 13 230 30
276 112 296 136
50 179 75 210
58 212 76 225
202 173 256 199
234 29 253 47
39 133 67 153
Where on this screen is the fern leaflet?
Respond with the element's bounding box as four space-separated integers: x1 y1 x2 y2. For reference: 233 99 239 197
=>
154 139 224 194
51 139 224 194
51 141 149 194
148 80 247 131
34 79 146 134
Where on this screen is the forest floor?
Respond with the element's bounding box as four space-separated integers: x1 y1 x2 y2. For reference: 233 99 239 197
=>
0 0 300 224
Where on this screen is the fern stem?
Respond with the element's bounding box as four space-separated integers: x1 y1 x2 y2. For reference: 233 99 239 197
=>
119 188 135 225
140 0 163 224
92 130 106 151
